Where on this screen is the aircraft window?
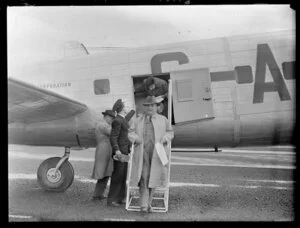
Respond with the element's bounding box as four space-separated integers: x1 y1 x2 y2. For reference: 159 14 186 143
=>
94 79 110 95
176 79 193 102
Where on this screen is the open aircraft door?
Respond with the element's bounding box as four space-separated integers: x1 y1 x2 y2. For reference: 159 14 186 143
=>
170 68 214 124
126 79 173 213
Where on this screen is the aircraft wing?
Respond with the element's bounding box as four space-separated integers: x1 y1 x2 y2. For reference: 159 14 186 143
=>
8 77 88 124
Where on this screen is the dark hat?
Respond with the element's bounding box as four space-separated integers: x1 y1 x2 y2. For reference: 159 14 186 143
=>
102 110 116 118
125 109 136 122
144 76 155 87
112 99 124 113
143 96 161 106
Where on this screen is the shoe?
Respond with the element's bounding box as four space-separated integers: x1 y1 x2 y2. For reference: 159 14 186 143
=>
148 205 153 213
119 199 126 204
92 195 107 201
107 201 121 207
140 207 148 213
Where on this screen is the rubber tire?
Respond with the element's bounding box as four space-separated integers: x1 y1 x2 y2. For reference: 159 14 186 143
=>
37 157 74 192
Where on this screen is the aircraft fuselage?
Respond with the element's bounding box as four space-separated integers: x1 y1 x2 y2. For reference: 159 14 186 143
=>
8 30 295 148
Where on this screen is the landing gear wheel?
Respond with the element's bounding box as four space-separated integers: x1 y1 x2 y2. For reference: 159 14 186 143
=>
37 157 74 192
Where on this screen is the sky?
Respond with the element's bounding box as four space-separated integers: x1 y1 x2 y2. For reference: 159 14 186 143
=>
7 5 295 68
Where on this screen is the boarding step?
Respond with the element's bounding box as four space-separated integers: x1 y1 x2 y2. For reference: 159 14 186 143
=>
125 186 169 213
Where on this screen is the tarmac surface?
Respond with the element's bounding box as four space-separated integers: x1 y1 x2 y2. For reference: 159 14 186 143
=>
8 145 295 221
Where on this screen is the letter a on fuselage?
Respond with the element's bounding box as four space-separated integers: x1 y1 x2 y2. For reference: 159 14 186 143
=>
253 44 291 103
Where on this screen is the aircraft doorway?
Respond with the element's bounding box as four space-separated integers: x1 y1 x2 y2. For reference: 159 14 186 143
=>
132 73 175 125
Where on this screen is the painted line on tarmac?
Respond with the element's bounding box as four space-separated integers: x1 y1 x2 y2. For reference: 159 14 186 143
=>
171 162 295 169
103 218 136 221
173 154 294 162
230 185 293 190
172 155 293 164
231 185 259 189
172 148 217 152
170 182 219 187
9 151 94 162
172 155 294 166
9 215 33 219
172 148 294 155
245 179 294 184
172 156 232 164
221 149 294 155
268 145 295 149
270 186 293 190
9 173 36 179
75 175 96 183
9 173 293 191
8 173 219 187
9 152 295 169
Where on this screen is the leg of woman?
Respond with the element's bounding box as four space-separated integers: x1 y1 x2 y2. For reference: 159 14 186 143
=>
93 176 109 199
139 175 150 212
147 188 154 212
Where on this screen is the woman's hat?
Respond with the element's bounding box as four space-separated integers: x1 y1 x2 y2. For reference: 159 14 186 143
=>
125 109 136 122
112 99 124 113
143 96 161 106
102 110 116 118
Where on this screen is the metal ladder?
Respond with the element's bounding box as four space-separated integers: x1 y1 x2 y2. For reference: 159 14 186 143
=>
125 143 171 213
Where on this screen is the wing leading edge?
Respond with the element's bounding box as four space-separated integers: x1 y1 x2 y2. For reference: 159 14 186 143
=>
8 77 88 124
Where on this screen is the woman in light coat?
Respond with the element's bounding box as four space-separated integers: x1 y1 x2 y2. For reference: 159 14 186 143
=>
91 110 115 200
128 96 174 212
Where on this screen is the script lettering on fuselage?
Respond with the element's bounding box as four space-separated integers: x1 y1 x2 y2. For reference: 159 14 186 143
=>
40 82 72 89
150 44 294 104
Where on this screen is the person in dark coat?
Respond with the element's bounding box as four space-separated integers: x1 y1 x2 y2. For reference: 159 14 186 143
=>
107 99 131 207
91 110 116 200
142 76 169 117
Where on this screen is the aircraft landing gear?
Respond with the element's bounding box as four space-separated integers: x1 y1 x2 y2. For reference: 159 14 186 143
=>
37 147 74 192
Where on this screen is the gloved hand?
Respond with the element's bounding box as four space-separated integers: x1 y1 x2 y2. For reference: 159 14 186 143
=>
120 154 130 162
156 96 164 103
160 137 168 145
114 154 130 162
113 150 122 161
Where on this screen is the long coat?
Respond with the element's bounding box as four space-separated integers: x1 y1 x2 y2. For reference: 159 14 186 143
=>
110 115 130 155
128 113 174 188
91 119 113 180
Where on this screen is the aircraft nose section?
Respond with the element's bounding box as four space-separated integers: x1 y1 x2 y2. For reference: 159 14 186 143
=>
75 108 98 148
